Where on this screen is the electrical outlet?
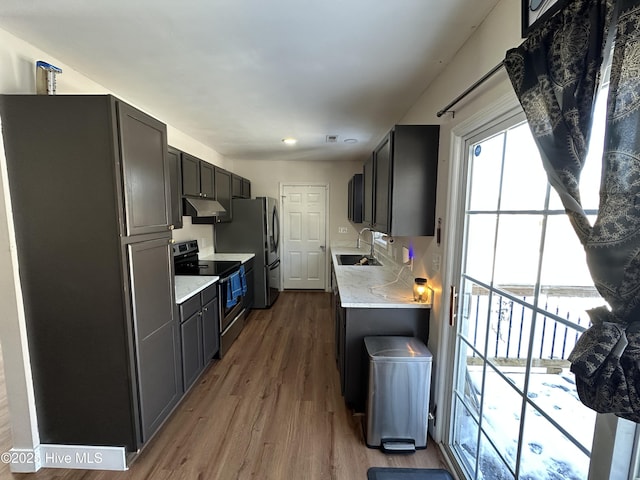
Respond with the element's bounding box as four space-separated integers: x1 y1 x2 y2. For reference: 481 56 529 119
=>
402 247 410 264
338 227 348 234
432 253 441 272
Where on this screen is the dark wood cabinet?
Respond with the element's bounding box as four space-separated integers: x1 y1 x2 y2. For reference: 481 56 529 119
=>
178 283 219 392
364 125 439 236
167 146 183 229
0 94 177 453
348 173 363 223
214 166 232 223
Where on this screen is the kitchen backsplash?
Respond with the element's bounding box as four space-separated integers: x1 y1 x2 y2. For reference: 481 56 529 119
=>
172 216 215 257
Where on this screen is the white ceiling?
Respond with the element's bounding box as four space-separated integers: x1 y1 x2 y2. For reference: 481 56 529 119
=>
0 0 500 163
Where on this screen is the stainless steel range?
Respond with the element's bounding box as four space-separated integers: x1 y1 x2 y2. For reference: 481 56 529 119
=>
173 240 246 357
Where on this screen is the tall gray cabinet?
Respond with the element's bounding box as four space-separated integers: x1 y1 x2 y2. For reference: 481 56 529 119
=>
0 95 182 453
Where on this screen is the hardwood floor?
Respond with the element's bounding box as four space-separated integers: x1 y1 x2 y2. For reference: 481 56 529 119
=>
2 291 448 479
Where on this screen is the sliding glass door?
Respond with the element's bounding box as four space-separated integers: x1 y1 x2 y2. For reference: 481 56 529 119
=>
442 99 637 479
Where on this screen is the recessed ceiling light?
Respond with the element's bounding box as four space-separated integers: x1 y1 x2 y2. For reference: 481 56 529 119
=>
282 138 297 145
344 138 358 144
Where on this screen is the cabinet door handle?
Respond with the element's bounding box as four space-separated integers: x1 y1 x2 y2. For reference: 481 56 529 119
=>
168 224 175 231
203 307 208 312
169 239 176 245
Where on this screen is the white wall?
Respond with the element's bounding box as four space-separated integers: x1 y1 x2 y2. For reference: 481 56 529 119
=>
232 158 364 245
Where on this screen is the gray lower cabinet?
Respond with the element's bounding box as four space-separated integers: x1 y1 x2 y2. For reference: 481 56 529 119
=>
128 238 182 443
181 312 204 391
243 258 255 310
178 284 219 392
332 276 429 412
202 287 220 362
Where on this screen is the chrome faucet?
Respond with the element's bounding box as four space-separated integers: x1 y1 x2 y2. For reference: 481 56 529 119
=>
357 227 376 257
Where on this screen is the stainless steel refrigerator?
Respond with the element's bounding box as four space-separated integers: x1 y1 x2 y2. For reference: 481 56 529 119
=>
216 196 280 308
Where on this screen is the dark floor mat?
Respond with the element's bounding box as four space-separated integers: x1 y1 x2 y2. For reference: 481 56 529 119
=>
367 467 454 480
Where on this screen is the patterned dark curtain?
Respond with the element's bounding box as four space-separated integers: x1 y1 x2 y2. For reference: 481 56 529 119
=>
505 0 640 423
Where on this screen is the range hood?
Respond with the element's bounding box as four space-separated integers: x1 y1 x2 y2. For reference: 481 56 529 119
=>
183 197 226 217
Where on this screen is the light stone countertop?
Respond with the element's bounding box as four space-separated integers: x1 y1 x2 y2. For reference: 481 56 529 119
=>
174 253 254 304
331 246 431 309
175 276 219 304
200 252 255 263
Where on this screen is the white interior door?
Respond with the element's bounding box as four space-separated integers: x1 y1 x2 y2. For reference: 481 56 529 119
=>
282 184 327 290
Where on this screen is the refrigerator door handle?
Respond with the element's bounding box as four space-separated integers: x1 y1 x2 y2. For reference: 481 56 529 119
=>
269 259 280 270
271 203 280 254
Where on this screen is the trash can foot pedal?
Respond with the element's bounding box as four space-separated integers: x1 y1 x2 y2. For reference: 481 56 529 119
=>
381 439 415 454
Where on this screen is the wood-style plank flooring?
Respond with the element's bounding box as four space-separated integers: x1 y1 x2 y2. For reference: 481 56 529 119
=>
2 291 448 479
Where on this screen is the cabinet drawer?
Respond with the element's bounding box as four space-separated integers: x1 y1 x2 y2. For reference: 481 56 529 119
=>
179 295 201 321
201 283 218 305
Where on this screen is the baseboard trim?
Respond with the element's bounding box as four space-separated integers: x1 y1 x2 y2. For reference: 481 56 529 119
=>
8 444 128 472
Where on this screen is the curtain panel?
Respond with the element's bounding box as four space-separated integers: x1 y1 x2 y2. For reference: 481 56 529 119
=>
505 0 640 422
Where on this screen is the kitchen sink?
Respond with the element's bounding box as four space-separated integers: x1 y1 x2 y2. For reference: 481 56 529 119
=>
336 254 382 266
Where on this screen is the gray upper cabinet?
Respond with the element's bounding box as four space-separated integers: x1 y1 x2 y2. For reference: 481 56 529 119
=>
373 135 391 232
181 153 215 199
363 155 374 226
232 174 243 198
181 153 201 197
348 173 363 224
242 178 251 198
118 102 172 236
0 94 176 453
365 125 440 236
232 174 252 199
214 166 232 222
200 161 215 198
167 146 183 229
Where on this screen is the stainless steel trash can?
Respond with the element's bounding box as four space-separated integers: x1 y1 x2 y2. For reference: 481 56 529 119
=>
364 336 432 453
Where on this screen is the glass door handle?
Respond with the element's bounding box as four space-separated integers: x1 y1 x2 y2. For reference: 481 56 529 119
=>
449 285 458 327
